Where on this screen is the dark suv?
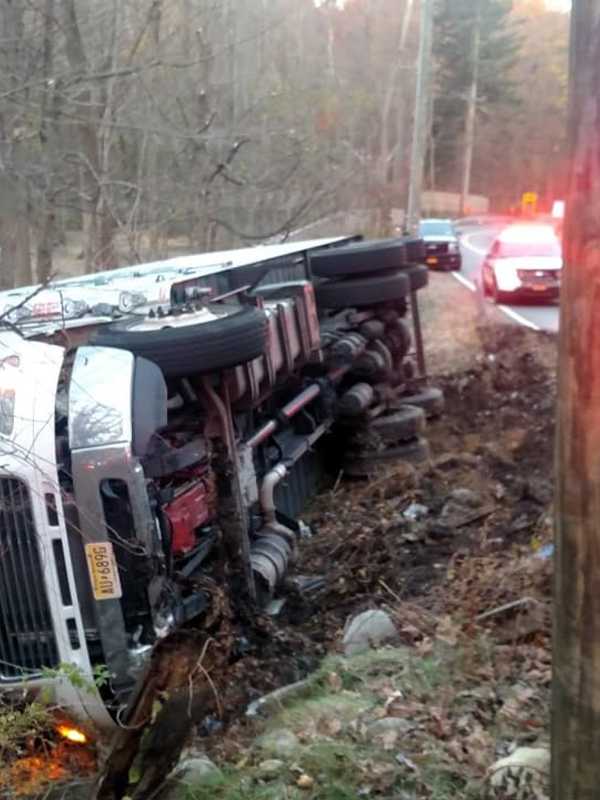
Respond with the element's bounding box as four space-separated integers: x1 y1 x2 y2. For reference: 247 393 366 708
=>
418 218 461 271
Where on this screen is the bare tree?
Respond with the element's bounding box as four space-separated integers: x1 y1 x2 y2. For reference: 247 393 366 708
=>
0 0 423 282
0 0 33 287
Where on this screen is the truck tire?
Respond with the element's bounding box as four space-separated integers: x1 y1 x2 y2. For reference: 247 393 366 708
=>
343 437 430 477
311 239 408 277
315 270 410 309
395 319 412 359
398 386 444 418
91 304 268 378
370 405 426 443
406 264 428 291
403 237 426 263
347 264 427 291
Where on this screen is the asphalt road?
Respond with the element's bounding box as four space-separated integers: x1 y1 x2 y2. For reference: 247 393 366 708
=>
455 224 560 333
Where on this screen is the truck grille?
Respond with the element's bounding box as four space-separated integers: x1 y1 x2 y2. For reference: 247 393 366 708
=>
0 477 59 678
425 242 449 256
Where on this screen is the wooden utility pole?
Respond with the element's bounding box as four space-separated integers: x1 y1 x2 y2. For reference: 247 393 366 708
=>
460 0 481 217
553 2 600 798
406 0 433 233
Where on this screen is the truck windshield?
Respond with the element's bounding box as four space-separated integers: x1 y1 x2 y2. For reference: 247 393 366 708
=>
419 221 454 237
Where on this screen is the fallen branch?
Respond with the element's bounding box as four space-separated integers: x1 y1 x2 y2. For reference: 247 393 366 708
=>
475 596 539 623
188 637 222 719
436 505 497 531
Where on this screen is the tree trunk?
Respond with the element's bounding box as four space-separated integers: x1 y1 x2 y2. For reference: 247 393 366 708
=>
371 1 414 236
36 205 55 283
553 3 600 798
36 0 57 282
406 0 433 231
13 203 32 287
61 0 114 273
0 175 32 289
96 195 118 270
460 0 481 216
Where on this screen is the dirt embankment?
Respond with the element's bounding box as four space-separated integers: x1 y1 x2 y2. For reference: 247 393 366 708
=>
192 319 556 800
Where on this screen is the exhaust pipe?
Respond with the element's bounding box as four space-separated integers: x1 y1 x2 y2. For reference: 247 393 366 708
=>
259 463 288 523
251 464 296 600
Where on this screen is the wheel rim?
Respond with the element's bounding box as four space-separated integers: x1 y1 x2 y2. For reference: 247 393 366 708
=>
123 305 231 332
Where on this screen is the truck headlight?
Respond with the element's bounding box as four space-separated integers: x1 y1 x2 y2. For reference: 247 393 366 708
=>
2 304 30 322
448 242 459 254
62 298 87 318
119 291 146 312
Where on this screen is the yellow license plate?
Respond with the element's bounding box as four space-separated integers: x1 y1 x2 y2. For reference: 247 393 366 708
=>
426 257 438 265
85 542 122 601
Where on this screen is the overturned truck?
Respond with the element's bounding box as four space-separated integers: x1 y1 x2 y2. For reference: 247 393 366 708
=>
0 236 441 729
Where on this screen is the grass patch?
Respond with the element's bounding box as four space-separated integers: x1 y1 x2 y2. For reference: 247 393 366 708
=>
185 769 284 800
314 646 413 689
0 699 54 760
424 769 469 800
269 692 369 732
186 739 401 800
185 642 508 800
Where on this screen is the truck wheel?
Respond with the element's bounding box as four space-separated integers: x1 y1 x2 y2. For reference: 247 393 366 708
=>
398 386 444 419
406 264 428 291
311 239 408 277
91 304 268 378
369 405 426 443
395 319 412 359
403 237 426 263
343 437 431 477
315 270 410 309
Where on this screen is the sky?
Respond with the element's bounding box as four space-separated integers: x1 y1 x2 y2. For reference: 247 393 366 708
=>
545 0 571 11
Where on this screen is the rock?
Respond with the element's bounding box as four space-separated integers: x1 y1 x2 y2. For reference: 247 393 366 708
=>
256 728 300 758
486 747 550 798
522 478 552 506
155 757 223 800
257 759 286 779
174 756 222 784
246 678 312 718
343 610 399 656
368 717 414 736
402 502 429 521
296 773 315 790
439 500 465 520
448 487 482 508
494 482 507 500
